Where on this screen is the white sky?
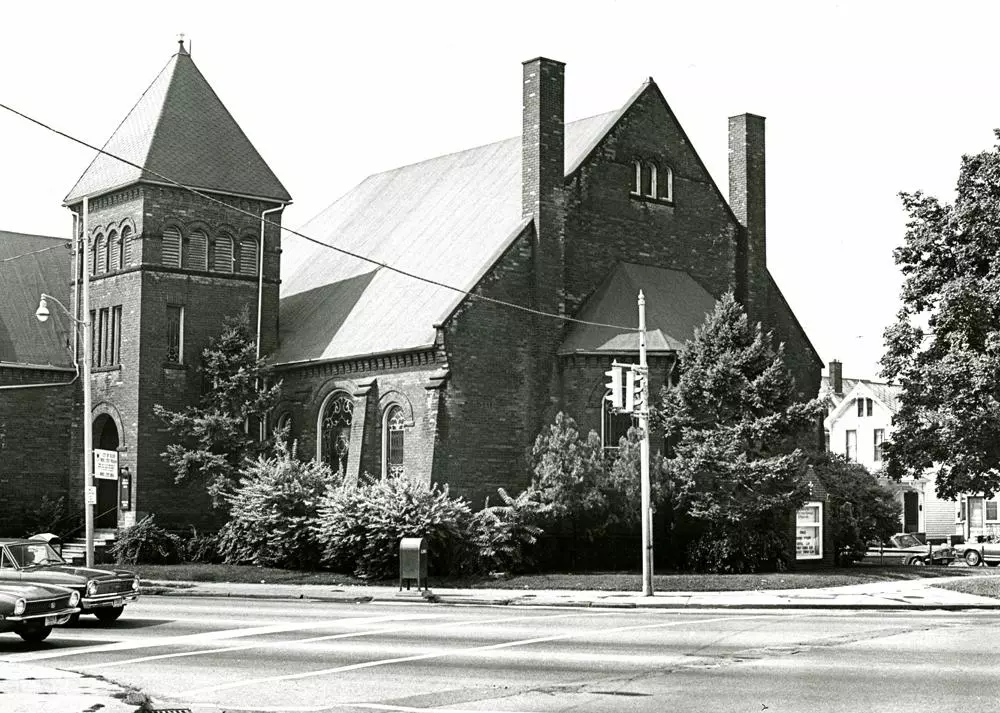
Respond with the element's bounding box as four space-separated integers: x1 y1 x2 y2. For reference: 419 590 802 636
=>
2 0 997 381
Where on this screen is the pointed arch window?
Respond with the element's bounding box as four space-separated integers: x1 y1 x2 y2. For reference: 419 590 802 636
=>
239 236 258 275
94 233 107 275
320 393 354 477
107 230 120 273
184 229 208 270
162 227 181 267
383 405 405 478
120 226 132 269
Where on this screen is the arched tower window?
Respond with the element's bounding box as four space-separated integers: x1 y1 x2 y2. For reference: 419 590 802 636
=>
239 236 258 275
121 225 133 268
184 229 208 270
661 165 674 201
383 405 405 478
212 234 234 273
94 233 107 275
107 230 120 273
162 226 181 267
320 393 354 477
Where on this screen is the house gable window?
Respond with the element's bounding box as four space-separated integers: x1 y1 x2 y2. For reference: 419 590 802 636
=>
631 159 673 202
320 393 354 477
383 405 405 478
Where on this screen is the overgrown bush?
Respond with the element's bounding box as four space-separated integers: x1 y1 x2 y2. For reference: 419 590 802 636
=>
685 528 788 574
110 515 182 565
313 475 474 580
466 488 544 575
216 440 338 569
180 527 222 564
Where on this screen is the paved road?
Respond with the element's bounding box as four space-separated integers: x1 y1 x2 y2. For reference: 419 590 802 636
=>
3 596 999 712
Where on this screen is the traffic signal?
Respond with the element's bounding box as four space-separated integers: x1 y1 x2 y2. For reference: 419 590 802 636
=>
605 365 623 409
631 370 646 412
624 368 636 411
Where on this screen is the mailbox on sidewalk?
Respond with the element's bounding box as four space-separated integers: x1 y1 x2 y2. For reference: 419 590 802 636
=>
399 537 428 591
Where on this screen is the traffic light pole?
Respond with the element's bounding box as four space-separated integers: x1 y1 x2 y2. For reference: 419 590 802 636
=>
638 291 653 596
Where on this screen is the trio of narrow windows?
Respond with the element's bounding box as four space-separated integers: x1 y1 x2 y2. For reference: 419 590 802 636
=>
90 305 122 368
162 227 258 275
90 226 133 276
631 159 673 202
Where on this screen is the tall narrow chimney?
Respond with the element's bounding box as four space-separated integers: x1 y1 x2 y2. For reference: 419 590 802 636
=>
729 113 766 323
829 360 843 395
522 57 565 316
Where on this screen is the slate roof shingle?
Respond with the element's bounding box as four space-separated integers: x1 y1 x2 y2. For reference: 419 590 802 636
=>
65 48 290 204
0 230 74 367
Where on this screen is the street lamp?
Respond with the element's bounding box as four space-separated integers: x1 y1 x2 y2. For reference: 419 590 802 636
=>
36 221 94 568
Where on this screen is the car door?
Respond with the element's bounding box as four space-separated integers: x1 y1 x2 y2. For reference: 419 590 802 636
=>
0 548 22 584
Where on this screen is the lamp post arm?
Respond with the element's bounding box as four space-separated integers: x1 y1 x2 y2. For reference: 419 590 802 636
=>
39 293 87 325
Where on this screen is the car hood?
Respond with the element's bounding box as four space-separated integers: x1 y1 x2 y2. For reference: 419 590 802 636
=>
18 565 136 587
0 582 75 602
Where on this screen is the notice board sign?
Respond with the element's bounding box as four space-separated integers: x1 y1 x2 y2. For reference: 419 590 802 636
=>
93 449 119 480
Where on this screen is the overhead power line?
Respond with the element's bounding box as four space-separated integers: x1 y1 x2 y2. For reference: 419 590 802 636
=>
0 241 70 265
0 101 636 332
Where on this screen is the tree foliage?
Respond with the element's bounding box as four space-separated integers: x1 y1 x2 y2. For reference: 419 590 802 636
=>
809 453 901 565
657 293 826 572
154 310 281 507
882 133 1000 498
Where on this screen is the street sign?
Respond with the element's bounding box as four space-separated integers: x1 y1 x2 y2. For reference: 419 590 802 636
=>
85 485 97 505
93 449 119 480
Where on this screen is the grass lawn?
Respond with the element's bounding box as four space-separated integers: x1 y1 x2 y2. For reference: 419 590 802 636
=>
132 562 999 592
932 574 1000 600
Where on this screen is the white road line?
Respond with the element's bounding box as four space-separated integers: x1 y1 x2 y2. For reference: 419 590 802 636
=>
177 614 779 698
78 611 591 670
2 614 439 663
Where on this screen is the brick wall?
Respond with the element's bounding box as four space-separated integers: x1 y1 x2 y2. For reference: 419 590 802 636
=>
0 368 76 535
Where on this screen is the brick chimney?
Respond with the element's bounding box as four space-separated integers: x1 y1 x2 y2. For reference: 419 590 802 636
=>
522 57 565 315
828 360 843 395
729 113 767 324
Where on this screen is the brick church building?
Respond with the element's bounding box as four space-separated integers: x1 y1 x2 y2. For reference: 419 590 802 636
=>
0 44 821 534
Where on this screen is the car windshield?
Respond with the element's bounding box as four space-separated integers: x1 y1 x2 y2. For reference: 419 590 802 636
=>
894 534 923 548
5 542 66 567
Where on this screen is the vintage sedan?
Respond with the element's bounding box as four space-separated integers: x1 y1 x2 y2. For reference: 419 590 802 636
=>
862 533 956 566
953 540 1000 567
0 582 79 643
0 538 139 623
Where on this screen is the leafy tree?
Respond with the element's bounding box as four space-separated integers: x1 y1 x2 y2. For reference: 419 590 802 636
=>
882 133 1000 498
154 309 281 507
526 412 609 540
657 292 825 572
809 453 901 565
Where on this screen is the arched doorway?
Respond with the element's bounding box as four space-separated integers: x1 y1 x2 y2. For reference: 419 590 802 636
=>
93 414 119 529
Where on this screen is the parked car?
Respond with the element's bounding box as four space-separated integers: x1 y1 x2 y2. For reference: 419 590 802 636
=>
0 538 139 623
862 533 956 566
0 582 80 643
953 539 1000 567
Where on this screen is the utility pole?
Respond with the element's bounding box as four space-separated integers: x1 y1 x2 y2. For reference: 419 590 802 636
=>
638 290 653 596
81 197 95 568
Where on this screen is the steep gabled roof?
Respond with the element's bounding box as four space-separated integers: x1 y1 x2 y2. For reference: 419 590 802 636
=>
558 263 717 355
821 375 901 417
0 230 74 367
65 46 290 204
274 112 617 366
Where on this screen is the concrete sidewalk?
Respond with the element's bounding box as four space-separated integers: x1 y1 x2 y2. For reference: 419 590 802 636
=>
141 574 1000 610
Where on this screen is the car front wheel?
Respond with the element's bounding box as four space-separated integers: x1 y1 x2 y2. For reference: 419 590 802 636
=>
965 550 983 567
907 556 926 566
94 606 124 623
16 625 52 643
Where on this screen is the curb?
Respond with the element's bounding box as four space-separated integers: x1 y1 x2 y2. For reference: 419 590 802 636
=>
138 586 1000 610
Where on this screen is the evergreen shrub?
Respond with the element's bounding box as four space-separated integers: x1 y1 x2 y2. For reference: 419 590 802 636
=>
110 515 182 565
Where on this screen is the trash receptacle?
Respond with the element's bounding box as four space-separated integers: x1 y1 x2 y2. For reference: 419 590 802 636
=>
399 537 428 591
29 532 62 556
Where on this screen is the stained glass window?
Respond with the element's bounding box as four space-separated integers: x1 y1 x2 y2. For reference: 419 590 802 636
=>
321 394 354 476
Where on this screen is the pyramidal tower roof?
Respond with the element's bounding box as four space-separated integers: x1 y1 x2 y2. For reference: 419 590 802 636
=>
65 41 290 204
